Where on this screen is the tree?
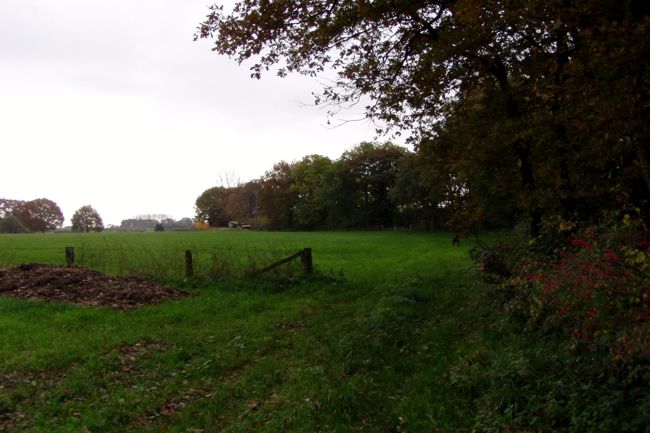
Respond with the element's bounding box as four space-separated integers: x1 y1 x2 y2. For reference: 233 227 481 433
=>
0 215 27 233
290 155 333 228
224 181 261 222
0 199 28 233
14 198 64 232
168 217 195 230
119 218 158 231
258 161 297 229
195 186 231 227
389 151 442 229
334 142 407 228
71 205 104 232
416 120 525 232
197 1 650 235
0 199 25 218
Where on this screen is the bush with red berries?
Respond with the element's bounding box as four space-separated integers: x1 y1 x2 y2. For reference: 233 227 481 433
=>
516 214 649 364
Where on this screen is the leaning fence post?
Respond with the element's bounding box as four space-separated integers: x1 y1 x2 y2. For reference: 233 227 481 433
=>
301 248 313 274
185 250 194 278
65 247 75 266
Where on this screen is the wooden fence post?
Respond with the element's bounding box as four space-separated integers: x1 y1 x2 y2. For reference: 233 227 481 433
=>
301 248 313 274
185 250 194 278
65 247 75 266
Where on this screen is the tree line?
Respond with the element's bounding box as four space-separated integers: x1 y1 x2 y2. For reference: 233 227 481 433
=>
195 141 460 230
197 0 649 236
0 197 197 234
0 199 107 233
117 217 194 231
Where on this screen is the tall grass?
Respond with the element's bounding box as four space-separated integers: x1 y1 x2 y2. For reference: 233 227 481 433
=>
72 241 307 279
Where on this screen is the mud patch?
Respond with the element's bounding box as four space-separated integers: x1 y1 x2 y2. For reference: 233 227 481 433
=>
0 264 188 310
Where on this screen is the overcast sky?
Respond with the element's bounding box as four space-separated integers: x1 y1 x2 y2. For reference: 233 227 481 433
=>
0 0 385 226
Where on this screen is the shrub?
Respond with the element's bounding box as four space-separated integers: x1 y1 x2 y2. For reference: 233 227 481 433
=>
515 214 649 364
194 221 210 231
467 211 650 432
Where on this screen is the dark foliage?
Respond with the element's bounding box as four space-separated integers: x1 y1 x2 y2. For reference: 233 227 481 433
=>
0 198 63 232
0 216 27 234
198 0 650 235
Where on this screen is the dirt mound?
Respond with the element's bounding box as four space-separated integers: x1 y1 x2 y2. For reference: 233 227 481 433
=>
0 263 188 310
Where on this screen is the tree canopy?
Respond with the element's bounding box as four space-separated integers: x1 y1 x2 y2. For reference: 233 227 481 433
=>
195 186 229 227
71 205 104 233
195 142 446 230
198 0 650 234
0 215 27 234
3 198 64 233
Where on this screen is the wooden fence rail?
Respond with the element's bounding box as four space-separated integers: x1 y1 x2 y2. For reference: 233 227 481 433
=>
254 248 313 276
182 248 313 277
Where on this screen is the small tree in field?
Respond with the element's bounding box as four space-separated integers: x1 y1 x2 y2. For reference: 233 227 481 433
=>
71 205 104 232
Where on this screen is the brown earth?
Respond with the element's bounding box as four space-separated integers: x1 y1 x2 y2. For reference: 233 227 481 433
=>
0 263 188 310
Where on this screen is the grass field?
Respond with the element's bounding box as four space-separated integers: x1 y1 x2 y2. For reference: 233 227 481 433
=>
0 231 471 281
0 231 494 432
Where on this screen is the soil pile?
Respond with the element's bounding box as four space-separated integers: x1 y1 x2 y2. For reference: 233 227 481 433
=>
0 263 188 310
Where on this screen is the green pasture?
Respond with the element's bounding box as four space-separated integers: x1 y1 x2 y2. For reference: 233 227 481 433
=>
0 230 472 282
0 231 495 433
